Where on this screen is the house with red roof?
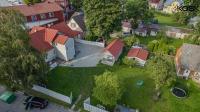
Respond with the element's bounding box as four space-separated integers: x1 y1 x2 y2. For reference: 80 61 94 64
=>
127 47 149 66
29 26 75 62
101 39 124 66
10 1 64 29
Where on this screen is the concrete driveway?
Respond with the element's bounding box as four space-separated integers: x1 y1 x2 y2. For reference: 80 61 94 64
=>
0 86 70 112
61 42 104 67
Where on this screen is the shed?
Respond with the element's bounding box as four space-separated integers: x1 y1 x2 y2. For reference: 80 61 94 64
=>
0 91 16 104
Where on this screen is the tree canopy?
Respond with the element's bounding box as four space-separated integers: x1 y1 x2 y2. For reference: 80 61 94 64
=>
70 0 83 10
124 0 153 25
83 0 122 39
147 54 176 90
93 71 124 106
0 9 48 89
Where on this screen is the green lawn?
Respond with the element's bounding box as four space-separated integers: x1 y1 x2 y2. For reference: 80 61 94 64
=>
47 66 200 112
154 13 188 28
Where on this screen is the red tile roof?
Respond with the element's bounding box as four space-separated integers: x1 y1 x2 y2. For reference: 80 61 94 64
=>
127 48 149 61
50 22 81 37
30 30 54 52
11 2 63 16
29 26 58 52
54 35 68 45
105 39 124 59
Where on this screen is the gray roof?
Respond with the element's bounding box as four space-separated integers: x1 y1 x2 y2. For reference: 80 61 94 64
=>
179 43 200 72
71 12 86 31
115 105 138 112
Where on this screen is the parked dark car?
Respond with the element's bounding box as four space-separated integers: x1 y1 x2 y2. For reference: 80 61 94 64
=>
23 96 48 110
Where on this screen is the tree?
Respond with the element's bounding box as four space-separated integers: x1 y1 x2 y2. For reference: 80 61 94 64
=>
147 54 176 90
124 0 154 25
70 0 83 10
123 36 140 48
195 22 200 35
93 71 124 106
83 0 122 40
0 9 48 89
23 0 42 5
123 56 137 67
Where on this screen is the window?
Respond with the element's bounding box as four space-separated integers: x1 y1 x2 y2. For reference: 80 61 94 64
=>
31 15 37 21
71 23 76 28
48 12 54 18
40 14 46 19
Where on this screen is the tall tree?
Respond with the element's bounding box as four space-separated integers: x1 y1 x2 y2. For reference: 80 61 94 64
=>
147 54 176 90
124 0 153 25
93 71 124 106
70 0 83 10
83 0 122 39
0 9 48 89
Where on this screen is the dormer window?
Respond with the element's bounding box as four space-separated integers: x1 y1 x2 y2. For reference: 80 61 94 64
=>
71 23 76 28
40 14 46 19
49 12 54 18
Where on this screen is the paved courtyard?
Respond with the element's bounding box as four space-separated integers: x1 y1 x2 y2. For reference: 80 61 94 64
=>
0 86 70 112
61 42 104 67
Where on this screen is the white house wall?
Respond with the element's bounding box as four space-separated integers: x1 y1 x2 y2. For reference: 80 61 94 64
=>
55 43 68 61
101 51 115 66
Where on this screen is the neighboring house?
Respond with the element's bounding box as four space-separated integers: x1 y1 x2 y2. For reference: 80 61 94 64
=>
67 12 86 33
122 20 132 35
135 23 159 37
165 27 192 39
29 26 75 62
10 2 64 29
149 0 164 9
50 21 83 38
101 39 124 66
135 28 148 37
175 44 200 83
188 16 200 27
163 0 184 14
127 47 149 66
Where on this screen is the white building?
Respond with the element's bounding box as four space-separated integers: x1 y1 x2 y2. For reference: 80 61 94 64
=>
127 48 149 66
29 26 75 62
101 39 124 66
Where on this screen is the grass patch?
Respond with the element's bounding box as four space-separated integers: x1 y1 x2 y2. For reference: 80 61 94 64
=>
154 13 188 28
47 66 200 112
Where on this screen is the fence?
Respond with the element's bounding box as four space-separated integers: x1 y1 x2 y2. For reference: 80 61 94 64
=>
83 97 109 112
75 39 105 48
32 85 72 104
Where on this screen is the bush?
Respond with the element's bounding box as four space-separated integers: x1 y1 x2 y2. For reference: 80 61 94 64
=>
123 56 137 67
123 36 140 48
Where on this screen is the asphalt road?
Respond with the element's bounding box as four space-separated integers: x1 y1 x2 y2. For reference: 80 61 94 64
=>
0 86 70 112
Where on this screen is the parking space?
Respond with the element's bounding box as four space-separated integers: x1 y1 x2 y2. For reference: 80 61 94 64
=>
0 86 70 112
61 42 104 67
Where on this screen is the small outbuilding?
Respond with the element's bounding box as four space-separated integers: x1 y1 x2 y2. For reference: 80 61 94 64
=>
127 48 149 66
101 39 124 66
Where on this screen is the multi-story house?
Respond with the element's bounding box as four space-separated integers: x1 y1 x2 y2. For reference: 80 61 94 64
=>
11 1 64 29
